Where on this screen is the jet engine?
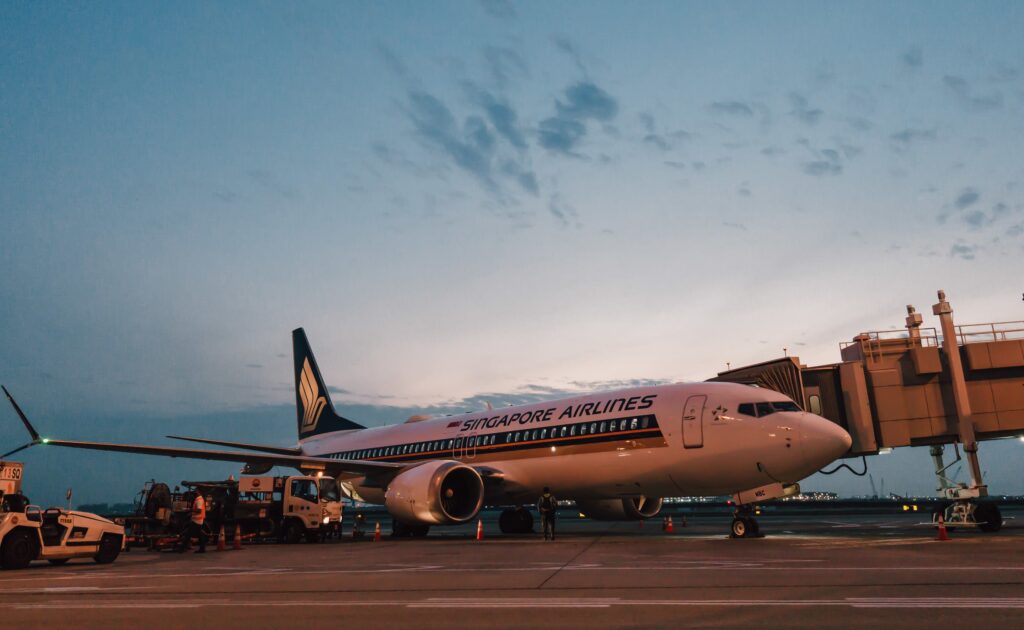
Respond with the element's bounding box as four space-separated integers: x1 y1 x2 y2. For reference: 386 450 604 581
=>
576 497 664 521
384 460 484 525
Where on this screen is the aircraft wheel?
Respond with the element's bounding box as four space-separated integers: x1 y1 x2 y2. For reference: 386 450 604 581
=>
1 530 37 570
93 534 122 564
975 503 1002 533
730 517 750 539
498 509 517 534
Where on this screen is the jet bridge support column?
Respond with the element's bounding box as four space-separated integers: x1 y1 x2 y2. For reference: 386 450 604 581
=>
932 290 986 498
930 290 1001 531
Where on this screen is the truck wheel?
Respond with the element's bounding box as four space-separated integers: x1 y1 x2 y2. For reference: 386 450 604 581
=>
93 535 122 564
48 558 70 565
975 503 1003 533
281 521 303 544
2 530 38 570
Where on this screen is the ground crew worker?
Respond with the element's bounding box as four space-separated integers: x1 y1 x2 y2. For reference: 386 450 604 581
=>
177 491 208 553
537 487 557 541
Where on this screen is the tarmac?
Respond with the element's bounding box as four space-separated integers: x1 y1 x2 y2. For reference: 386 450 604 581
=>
1 509 1022 628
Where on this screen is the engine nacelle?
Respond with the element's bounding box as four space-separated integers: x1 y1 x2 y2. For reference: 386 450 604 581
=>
576 497 664 521
384 460 484 525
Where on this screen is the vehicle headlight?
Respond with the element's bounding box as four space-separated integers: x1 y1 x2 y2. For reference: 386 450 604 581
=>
322 516 330 524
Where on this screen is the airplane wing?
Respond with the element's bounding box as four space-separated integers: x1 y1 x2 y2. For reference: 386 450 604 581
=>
166 435 303 456
2 386 401 477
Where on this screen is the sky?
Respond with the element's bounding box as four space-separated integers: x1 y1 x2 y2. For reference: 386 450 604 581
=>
1 1 1023 505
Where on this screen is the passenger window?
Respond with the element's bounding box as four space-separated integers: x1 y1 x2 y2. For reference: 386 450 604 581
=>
570 425 577 436
630 418 638 430
560 426 567 437
540 429 548 439
738 403 756 417
580 424 587 435
641 417 649 429
756 402 774 417
455 438 463 448
599 422 607 433
590 423 598 434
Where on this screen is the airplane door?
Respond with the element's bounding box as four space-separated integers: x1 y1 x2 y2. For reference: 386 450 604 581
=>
682 395 706 449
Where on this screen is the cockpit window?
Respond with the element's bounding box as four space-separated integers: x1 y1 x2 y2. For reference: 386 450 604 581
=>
771 401 801 412
755 402 774 417
738 403 756 417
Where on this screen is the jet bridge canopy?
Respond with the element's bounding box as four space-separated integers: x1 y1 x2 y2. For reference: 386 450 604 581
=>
710 309 1024 456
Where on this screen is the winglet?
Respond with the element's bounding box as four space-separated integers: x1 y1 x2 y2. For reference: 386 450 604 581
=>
2 386 41 442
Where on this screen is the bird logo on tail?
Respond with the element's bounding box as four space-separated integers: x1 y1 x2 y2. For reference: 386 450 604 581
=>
299 357 327 431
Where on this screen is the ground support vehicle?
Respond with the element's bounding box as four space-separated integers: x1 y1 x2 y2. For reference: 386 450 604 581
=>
1 461 125 569
121 474 342 548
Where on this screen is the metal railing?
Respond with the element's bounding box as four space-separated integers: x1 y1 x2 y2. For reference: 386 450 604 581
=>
840 328 939 362
955 321 1024 345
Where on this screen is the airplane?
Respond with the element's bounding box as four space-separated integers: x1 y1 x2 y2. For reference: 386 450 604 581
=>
2 328 852 538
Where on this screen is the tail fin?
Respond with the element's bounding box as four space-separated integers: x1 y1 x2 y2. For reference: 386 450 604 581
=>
292 328 364 440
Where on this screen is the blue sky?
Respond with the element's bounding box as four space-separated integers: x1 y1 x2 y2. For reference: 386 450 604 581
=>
1 1 1023 504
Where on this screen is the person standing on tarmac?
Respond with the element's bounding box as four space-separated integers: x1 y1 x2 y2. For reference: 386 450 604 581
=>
537 487 557 541
177 491 208 553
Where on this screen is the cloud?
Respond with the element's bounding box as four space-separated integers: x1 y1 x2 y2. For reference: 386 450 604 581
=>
479 0 515 19
954 188 980 210
538 81 619 156
246 169 299 200
942 75 1003 112
789 92 823 125
802 160 841 176
377 44 408 78
889 128 937 147
538 117 586 155
483 46 528 88
548 193 580 228
723 221 747 230
405 90 537 197
709 101 754 117
949 242 978 260
638 112 691 152
902 46 923 68
736 182 751 197
1007 223 1024 238
481 94 527 150
848 117 873 132
555 82 619 120
760 146 784 157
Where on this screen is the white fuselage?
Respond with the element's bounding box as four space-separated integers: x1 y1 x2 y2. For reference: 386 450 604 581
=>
297 382 851 505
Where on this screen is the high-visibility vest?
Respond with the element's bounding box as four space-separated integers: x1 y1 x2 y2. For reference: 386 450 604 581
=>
191 495 206 524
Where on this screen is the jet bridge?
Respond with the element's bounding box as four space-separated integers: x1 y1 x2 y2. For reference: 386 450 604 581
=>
710 290 1024 531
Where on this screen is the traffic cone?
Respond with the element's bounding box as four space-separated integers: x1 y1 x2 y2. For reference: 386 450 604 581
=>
476 519 484 541
216 525 226 551
936 514 950 541
666 515 675 534
374 521 381 542
233 522 243 550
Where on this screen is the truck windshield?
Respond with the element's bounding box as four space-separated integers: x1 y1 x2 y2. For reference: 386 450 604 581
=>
290 479 319 503
319 478 340 502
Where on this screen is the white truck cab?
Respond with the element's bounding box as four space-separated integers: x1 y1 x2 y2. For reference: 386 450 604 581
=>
1 461 125 570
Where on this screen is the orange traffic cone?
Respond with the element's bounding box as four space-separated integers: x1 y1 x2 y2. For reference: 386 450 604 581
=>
216 525 226 551
476 519 484 541
666 515 675 534
936 514 950 541
233 523 243 550
374 522 381 542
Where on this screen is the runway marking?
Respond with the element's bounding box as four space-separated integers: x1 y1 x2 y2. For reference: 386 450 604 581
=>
9 597 1024 610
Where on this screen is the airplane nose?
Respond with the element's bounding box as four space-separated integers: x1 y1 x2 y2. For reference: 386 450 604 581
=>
801 413 852 467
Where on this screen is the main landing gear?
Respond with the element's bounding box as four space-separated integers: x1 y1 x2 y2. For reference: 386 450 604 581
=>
730 507 762 539
498 507 534 534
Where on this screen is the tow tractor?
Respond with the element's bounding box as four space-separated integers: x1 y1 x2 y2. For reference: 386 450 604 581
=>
1 461 124 569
